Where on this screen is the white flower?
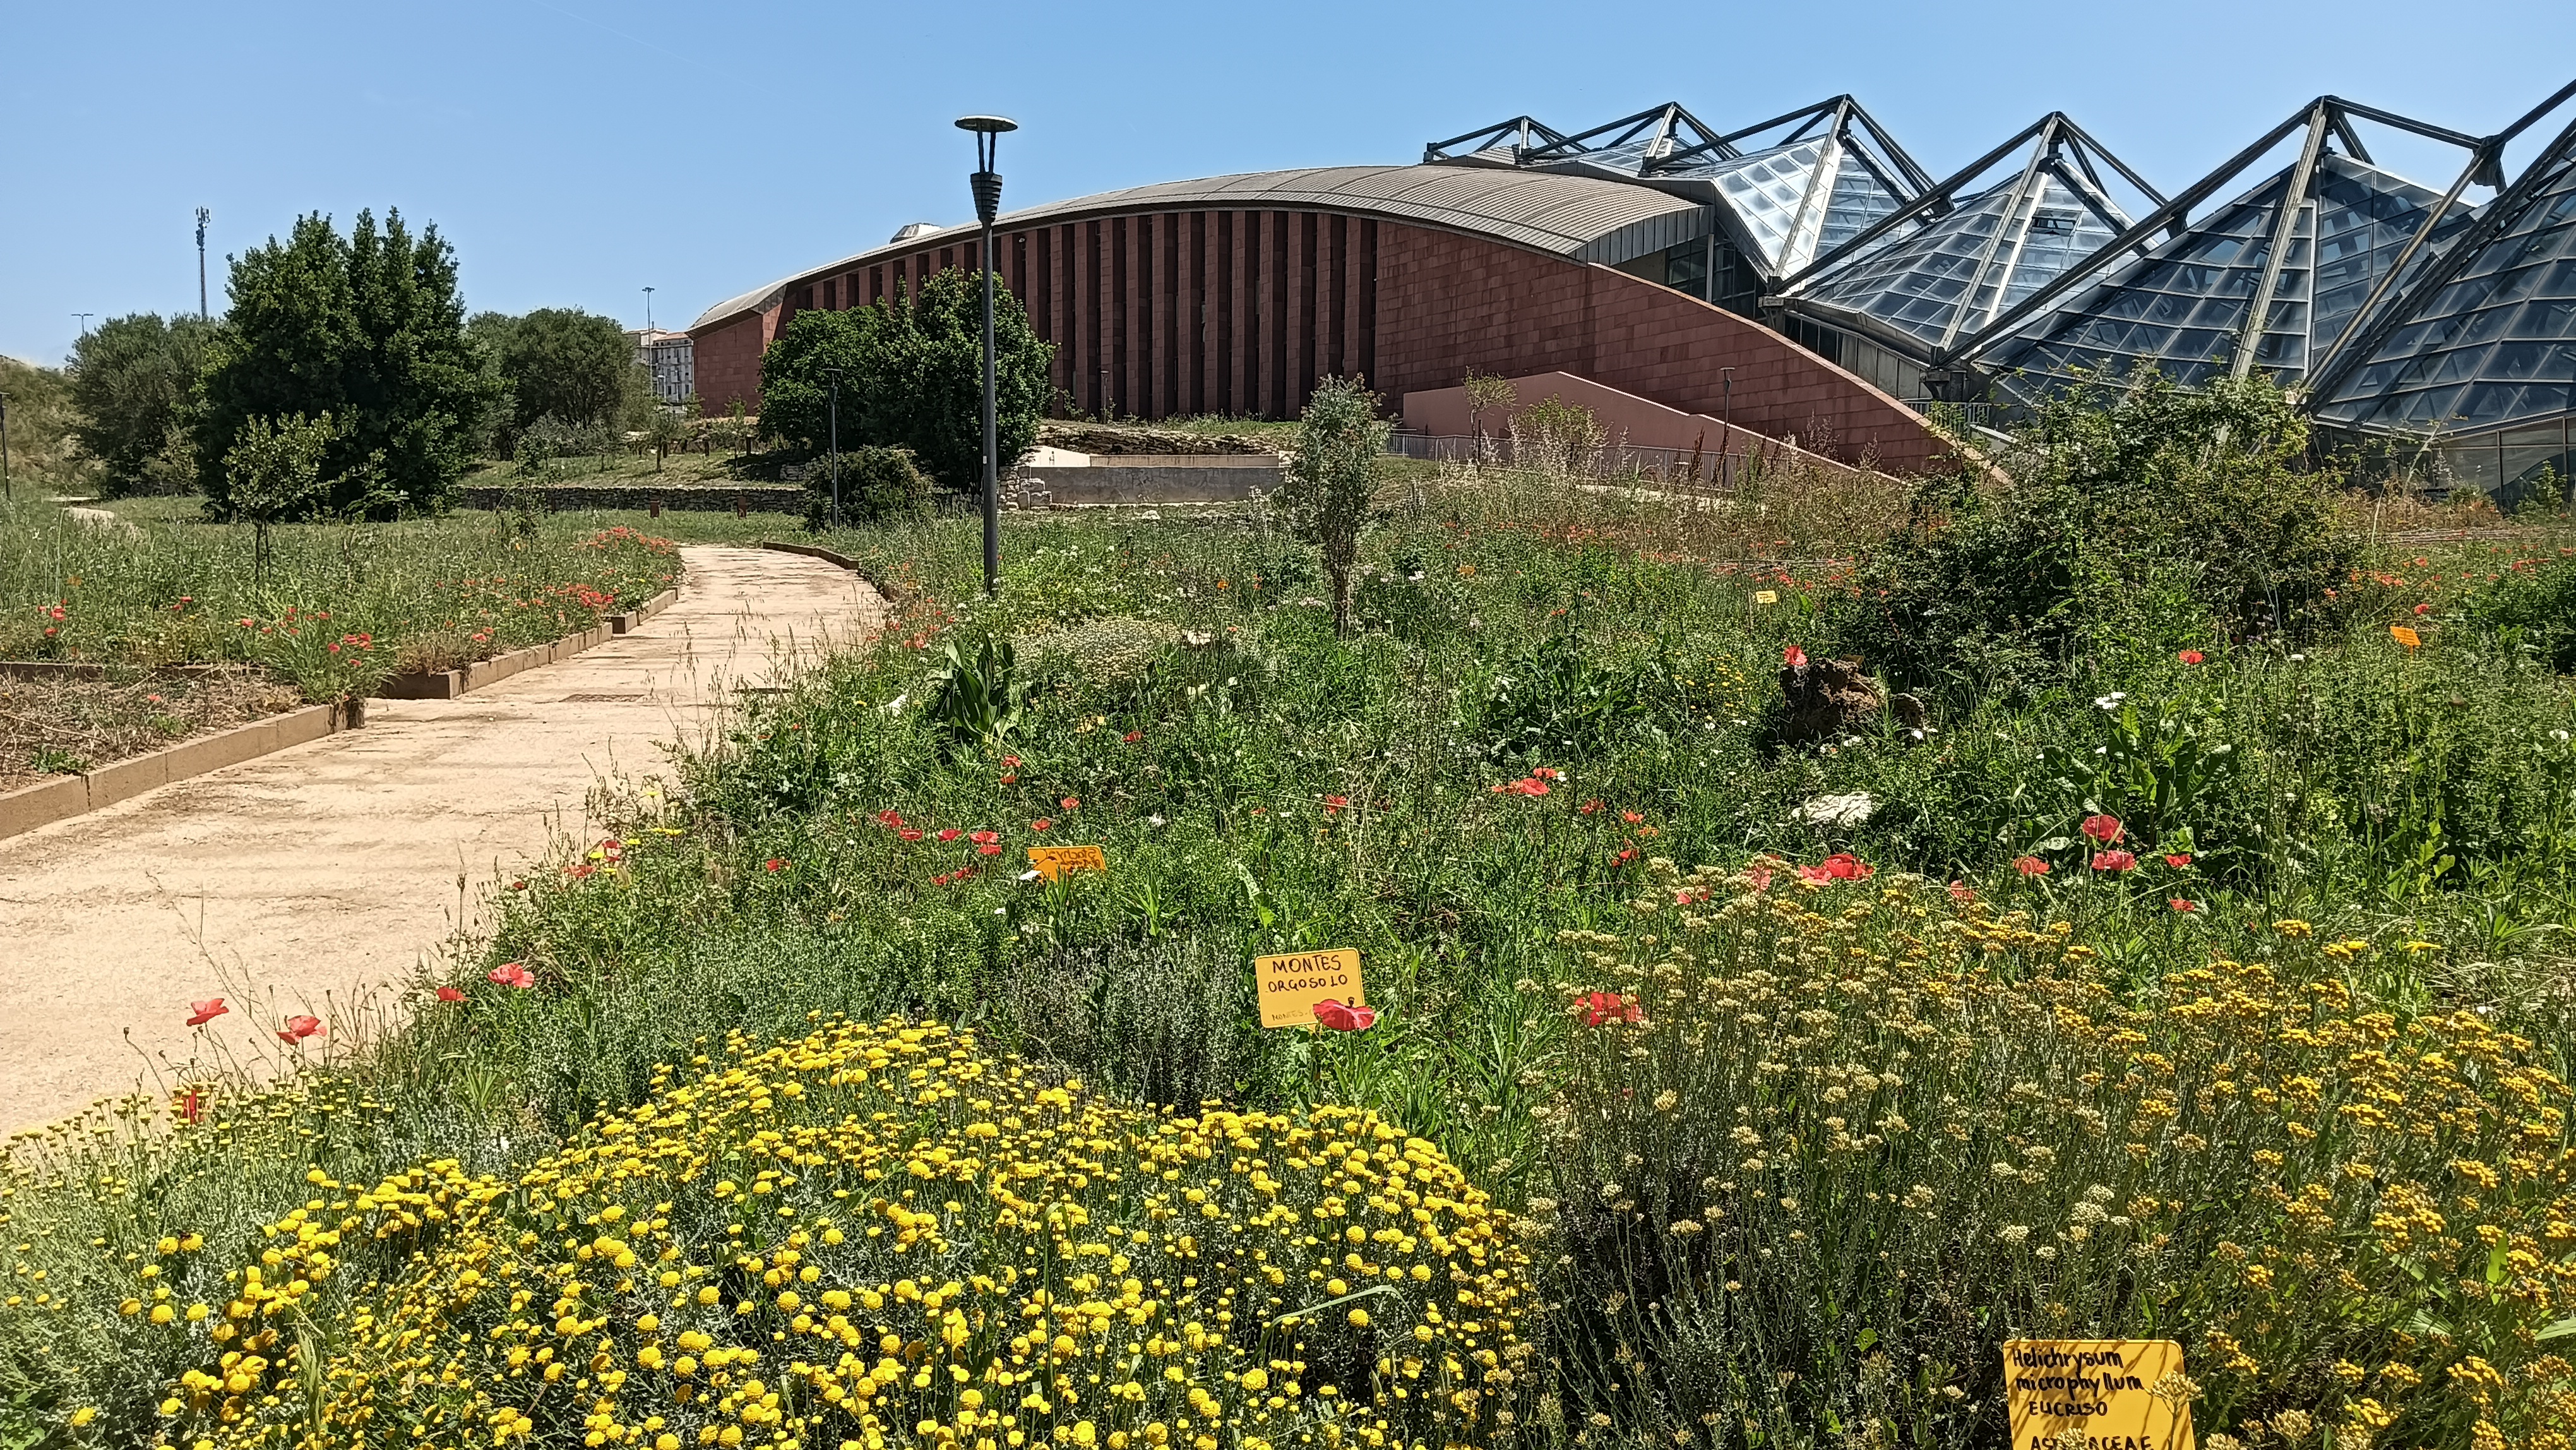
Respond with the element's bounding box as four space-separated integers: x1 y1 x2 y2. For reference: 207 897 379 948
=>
2093 691 2128 710
1791 791 1875 828
1998 1225 2031 1243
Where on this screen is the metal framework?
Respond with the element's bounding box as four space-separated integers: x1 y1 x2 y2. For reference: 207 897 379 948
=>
1772 112 2159 362
1943 95 2504 402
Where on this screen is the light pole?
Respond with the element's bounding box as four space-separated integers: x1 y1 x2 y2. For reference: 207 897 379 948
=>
1718 366 1736 489
957 113 1017 598
73 313 93 339
824 366 843 530
643 285 655 333
196 208 212 321
1 392 12 500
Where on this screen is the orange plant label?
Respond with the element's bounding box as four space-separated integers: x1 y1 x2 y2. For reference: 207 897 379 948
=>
2003 1339 2195 1450
2388 624 2421 649
1027 845 1107 881
1255 949 1365 1029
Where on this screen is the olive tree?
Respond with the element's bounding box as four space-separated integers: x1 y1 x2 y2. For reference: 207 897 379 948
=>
1278 376 1388 638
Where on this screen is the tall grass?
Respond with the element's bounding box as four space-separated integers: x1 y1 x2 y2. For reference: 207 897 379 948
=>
0 494 680 694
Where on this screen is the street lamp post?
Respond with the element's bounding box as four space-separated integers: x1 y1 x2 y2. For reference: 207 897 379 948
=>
1 392 12 500
957 113 1017 599
824 366 844 530
196 208 212 322
1719 366 1736 489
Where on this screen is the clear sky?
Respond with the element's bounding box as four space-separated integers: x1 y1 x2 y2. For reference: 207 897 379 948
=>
6 0 2573 367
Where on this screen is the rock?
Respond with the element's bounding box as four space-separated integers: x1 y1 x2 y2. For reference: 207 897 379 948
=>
1779 656 1881 743
1891 692 1927 728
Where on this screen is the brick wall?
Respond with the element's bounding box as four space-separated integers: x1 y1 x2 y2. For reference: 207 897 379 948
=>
691 313 770 419
686 208 1945 470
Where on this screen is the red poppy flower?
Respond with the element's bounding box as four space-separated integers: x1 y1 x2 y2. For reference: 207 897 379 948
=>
174 1087 210 1124
1532 767 1564 781
938 828 963 842
2090 849 2138 872
1947 880 1977 903
489 962 536 990
1060 797 1080 810
2169 898 2200 913
877 809 905 830
1622 810 1645 824
1804 853 1874 882
970 830 999 844
1000 774 1018 784
1002 755 1022 769
1123 731 1142 744
977 843 1002 856
2178 650 2204 664
1744 865 1774 892
1783 644 1808 668
1614 847 1639 865
1032 818 1053 831
2412 602 2431 615
2163 853 2192 868
899 829 924 842
565 863 598 878
2013 855 2049 877
1582 991 1642 1027
1323 795 1349 814
1579 799 1604 815
186 997 229 1027
277 1014 325 1044
436 985 467 1004
763 858 786 872
1313 999 1377 1031
2080 814 2125 844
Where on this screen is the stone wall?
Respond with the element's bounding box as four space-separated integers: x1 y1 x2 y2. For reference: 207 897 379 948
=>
458 483 806 514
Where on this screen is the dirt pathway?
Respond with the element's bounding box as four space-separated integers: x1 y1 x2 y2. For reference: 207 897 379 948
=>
0 546 881 1135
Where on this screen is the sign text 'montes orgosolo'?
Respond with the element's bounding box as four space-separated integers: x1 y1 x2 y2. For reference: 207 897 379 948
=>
1254 949 1364 1029
2003 1339 2195 1450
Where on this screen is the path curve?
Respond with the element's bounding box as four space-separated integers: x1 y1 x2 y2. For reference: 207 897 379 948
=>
0 546 882 1135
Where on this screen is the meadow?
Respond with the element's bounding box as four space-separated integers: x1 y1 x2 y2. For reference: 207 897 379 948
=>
0 494 688 700
4 381 2576 1449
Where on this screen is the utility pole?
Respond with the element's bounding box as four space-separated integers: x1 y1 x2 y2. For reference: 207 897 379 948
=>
825 366 843 530
957 114 1017 598
196 208 212 321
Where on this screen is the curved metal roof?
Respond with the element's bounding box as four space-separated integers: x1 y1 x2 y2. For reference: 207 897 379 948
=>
691 164 1708 331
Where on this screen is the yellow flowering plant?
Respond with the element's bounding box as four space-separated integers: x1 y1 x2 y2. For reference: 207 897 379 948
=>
155 1019 1534 1450
1537 861 2576 1449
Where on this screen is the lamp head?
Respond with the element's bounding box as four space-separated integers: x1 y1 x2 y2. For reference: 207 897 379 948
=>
954 115 1018 135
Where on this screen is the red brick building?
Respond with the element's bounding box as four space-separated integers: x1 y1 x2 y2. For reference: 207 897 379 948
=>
688 164 1948 472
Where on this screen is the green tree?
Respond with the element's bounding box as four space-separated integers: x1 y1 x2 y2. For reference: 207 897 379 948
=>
0 354 87 493
494 307 635 436
220 411 337 581
760 269 1052 487
195 208 501 515
1279 376 1389 638
68 313 215 496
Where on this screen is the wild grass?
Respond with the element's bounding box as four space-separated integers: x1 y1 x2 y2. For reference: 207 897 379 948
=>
0 494 681 696
4 427 2576 1448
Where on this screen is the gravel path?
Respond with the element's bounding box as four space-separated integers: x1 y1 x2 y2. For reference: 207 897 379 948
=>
0 546 882 1135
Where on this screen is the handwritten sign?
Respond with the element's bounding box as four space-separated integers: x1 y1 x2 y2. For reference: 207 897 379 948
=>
2004 1339 2195 1450
1255 949 1365 1029
1027 845 1108 881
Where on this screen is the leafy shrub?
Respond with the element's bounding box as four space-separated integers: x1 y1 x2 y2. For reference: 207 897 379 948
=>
2459 551 2576 671
150 1019 1532 1450
1279 379 1388 638
67 312 215 496
927 637 1032 750
1539 864 2576 1447
1842 372 2356 698
804 445 933 531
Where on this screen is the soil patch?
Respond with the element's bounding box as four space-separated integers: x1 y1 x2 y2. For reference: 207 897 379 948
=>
0 666 304 789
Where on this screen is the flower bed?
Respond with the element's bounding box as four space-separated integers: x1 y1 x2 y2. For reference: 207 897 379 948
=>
109 1020 1530 1450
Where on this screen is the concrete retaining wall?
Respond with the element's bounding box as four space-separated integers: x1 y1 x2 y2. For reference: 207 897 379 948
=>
1016 455 1282 505
459 484 804 514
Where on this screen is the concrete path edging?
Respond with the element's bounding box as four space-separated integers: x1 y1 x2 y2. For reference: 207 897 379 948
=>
0 702 363 842
376 588 680 700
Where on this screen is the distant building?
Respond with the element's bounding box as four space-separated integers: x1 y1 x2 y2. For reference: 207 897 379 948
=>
627 328 696 408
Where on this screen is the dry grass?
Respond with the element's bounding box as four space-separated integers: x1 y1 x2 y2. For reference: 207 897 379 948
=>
0 666 302 788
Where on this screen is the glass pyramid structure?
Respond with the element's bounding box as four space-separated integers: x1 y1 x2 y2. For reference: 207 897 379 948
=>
1786 163 2131 354
2314 138 2576 434
1976 153 2472 404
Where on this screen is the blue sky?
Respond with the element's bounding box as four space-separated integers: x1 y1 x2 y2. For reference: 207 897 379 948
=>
6 0 2573 366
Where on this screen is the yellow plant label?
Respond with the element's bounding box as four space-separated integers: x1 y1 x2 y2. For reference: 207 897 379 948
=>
2003 1339 2195 1450
1753 589 1779 605
1255 949 1365 1029
1027 845 1107 881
